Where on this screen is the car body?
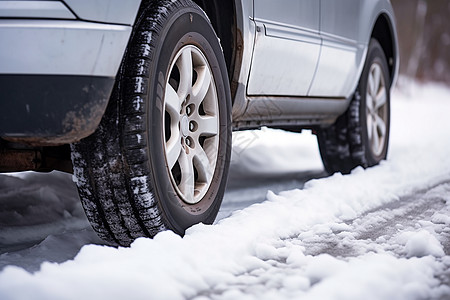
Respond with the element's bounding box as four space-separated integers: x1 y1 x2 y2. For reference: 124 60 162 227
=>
0 0 398 245
0 0 397 147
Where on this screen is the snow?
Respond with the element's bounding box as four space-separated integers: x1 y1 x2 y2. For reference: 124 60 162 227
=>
1 82 450 299
135 77 145 94
400 230 445 258
230 128 323 176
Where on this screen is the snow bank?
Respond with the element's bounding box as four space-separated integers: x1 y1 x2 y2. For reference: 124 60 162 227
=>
230 128 323 176
1 83 450 299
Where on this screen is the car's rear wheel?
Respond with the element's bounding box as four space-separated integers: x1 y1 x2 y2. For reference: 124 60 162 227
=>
317 39 391 174
71 0 231 246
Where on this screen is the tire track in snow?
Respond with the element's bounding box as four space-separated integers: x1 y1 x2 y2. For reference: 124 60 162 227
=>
297 180 450 258
292 180 450 292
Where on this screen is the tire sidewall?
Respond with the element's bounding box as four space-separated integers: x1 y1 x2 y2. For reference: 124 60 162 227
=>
358 39 391 165
145 5 231 233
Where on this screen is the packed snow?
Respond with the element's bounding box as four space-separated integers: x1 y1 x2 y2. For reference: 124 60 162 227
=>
0 82 450 300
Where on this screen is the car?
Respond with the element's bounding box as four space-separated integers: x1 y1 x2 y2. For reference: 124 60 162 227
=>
0 0 398 246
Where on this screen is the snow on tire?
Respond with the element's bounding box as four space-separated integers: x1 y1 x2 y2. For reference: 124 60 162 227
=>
317 38 391 174
71 0 232 246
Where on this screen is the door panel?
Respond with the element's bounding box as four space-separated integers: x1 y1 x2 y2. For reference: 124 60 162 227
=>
320 0 362 41
248 0 321 96
254 0 319 31
309 0 364 97
308 40 360 97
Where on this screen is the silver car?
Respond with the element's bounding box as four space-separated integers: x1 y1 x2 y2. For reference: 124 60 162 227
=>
0 0 398 245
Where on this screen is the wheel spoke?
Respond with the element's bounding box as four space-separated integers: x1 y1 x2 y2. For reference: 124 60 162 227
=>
373 66 381 96
165 82 182 169
371 121 380 153
368 72 375 98
375 86 387 110
176 48 193 101
165 84 181 117
367 115 374 141
375 113 387 137
193 147 213 184
166 130 182 169
197 115 219 137
192 66 212 105
366 92 374 114
178 150 195 202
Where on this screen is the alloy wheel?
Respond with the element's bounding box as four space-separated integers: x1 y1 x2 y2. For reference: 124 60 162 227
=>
366 62 388 157
163 45 220 205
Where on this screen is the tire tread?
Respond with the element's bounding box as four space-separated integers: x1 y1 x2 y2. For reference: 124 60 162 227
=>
70 0 190 246
317 39 390 175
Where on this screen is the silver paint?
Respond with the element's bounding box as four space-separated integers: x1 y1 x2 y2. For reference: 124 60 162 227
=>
63 0 141 25
0 0 398 130
0 20 131 77
0 1 75 19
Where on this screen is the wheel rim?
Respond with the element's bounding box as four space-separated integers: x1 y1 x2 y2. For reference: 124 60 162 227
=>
163 45 220 205
366 62 388 157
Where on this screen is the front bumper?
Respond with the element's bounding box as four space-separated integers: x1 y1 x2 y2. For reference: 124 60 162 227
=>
0 74 114 145
0 19 132 145
0 19 132 77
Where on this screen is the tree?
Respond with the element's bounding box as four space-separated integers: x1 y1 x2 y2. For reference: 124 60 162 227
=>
391 0 450 84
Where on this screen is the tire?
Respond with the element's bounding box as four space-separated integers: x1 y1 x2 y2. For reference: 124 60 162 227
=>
70 0 232 246
317 39 391 174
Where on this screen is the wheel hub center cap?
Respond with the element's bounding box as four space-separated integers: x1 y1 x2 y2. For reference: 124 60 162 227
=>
181 115 190 137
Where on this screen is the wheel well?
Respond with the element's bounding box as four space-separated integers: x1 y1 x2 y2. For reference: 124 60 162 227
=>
192 0 239 99
371 14 397 87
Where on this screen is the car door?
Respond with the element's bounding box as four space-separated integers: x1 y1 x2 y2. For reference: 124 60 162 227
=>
308 0 365 97
247 0 321 96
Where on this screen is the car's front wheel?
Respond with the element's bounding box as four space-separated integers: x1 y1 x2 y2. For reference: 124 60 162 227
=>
71 0 232 246
317 38 391 174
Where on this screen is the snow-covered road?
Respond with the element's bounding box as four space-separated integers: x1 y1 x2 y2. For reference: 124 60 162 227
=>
0 83 450 300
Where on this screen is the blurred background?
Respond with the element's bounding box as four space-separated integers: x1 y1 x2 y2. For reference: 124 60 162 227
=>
391 0 450 85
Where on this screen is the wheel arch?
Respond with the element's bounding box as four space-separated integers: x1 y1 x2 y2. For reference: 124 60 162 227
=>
370 12 399 88
130 0 241 104
192 0 240 101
